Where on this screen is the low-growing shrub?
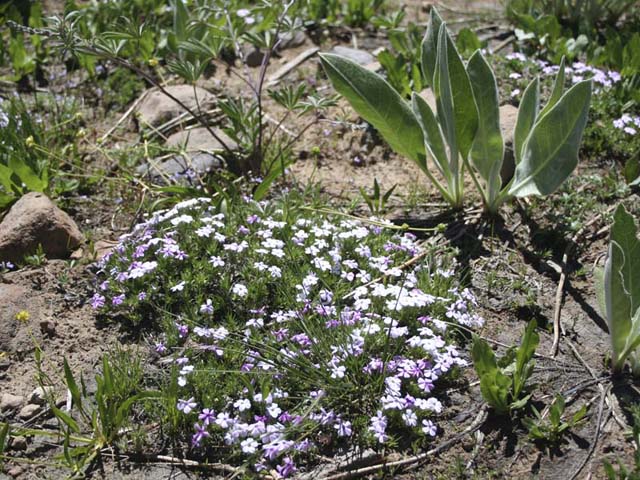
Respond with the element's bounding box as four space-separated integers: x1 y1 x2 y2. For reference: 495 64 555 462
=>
93 194 483 475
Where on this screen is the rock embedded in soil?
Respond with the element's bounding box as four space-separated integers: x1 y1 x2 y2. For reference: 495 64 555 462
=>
0 393 24 412
278 30 307 50
330 46 375 65
137 127 236 184
134 85 217 129
18 403 40 420
9 436 27 451
0 192 84 263
244 46 266 67
30 386 54 405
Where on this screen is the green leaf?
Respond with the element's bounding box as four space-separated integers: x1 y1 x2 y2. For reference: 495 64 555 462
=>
604 205 640 371
63 358 82 412
319 53 426 167
411 92 449 178
471 336 511 413
538 56 565 119
51 405 80 433
514 77 540 165
513 320 539 399
509 80 591 197
7 156 46 193
420 7 443 87
467 50 504 201
456 28 482 58
434 24 478 163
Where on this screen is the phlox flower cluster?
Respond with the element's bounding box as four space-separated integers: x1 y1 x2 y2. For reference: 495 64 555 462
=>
94 197 483 475
613 114 640 136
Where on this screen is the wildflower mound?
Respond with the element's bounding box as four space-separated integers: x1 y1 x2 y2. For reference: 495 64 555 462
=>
93 196 484 476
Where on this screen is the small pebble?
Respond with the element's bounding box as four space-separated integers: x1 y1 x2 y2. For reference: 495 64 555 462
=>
30 386 54 405
10 436 27 451
0 393 24 412
18 403 41 420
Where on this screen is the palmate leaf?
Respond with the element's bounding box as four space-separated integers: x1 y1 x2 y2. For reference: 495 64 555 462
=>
467 50 503 200
509 80 591 197
319 53 426 168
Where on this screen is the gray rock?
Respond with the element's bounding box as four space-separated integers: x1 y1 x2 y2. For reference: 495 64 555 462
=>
137 127 236 184
18 403 40 420
137 153 224 184
0 192 84 264
9 436 27 451
330 46 375 66
165 127 237 154
134 85 217 129
30 386 55 405
244 46 266 67
278 30 307 50
0 393 24 411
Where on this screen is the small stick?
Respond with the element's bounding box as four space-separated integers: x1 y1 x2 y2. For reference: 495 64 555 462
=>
266 47 320 87
569 386 611 480
100 89 150 143
551 248 569 356
321 407 488 480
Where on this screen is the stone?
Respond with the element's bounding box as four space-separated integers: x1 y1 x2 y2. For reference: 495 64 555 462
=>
330 46 374 66
39 319 56 337
165 127 237 154
9 436 27 451
18 403 40 420
244 46 266 67
0 192 84 264
0 393 24 411
134 85 217 129
6 466 23 477
30 386 54 405
137 128 236 184
278 30 307 50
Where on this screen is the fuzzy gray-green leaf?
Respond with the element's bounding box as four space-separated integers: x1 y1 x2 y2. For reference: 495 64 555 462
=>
411 92 449 178
421 7 443 87
509 80 591 197
467 50 503 198
514 77 540 165
319 53 426 168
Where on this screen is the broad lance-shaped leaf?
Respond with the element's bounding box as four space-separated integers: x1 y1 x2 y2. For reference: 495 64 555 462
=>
319 53 426 168
538 56 566 120
513 77 540 165
508 80 591 197
467 50 503 198
434 24 478 164
420 7 443 87
604 205 640 370
411 92 450 179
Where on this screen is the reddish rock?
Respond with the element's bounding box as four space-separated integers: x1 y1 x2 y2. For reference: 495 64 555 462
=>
0 192 84 263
